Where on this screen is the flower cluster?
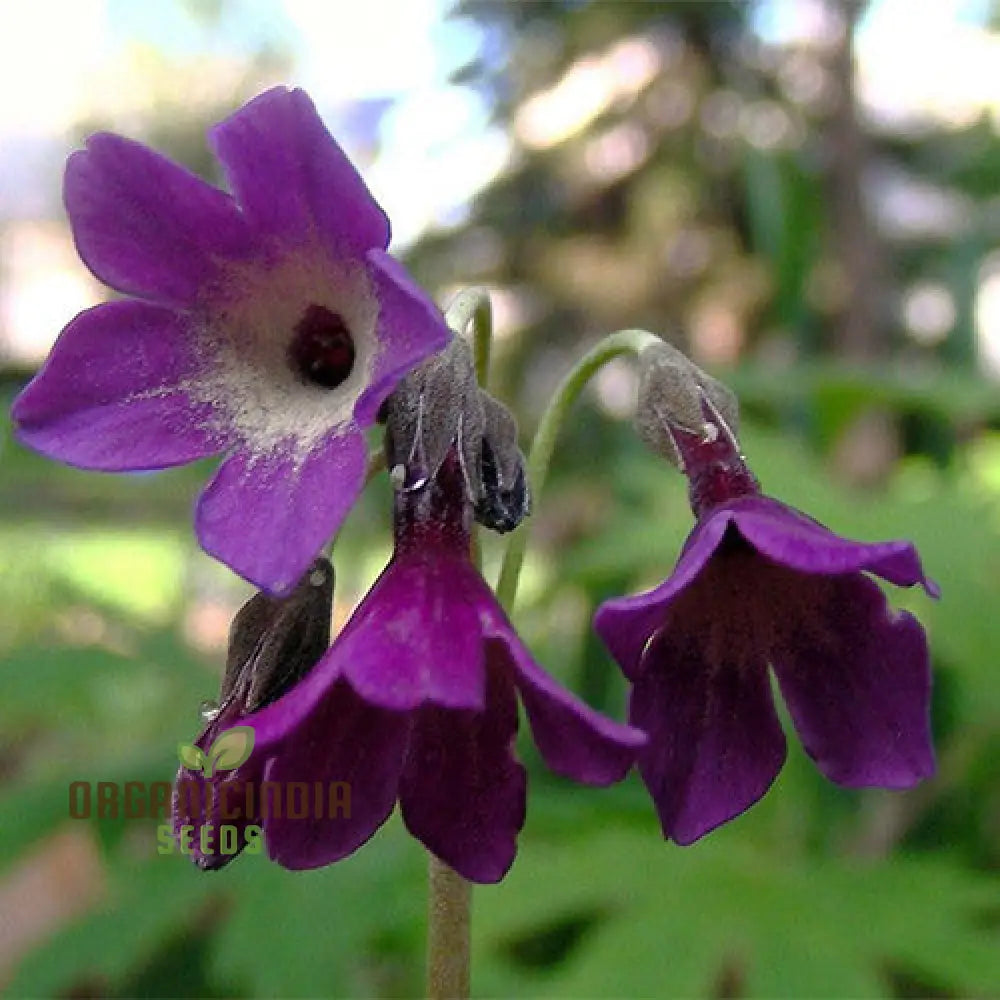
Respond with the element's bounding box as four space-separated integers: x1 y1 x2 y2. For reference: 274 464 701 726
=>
13 89 937 881
173 338 644 882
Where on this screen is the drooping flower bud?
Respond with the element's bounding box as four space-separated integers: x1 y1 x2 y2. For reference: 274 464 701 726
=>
172 557 334 869
632 341 755 515
383 337 483 493
220 557 335 714
383 338 531 534
632 341 740 469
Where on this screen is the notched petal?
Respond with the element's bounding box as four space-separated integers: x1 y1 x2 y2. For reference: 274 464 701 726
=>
483 628 645 787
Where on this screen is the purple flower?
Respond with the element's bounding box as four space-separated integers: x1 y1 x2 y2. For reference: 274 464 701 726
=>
11 87 450 594
595 380 937 846
238 452 645 883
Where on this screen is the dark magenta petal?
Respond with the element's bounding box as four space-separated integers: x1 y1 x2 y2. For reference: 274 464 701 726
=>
210 87 389 258
593 511 731 678
772 573 935 787
729 496 939 596
631 628 787 845
241 646 339 749
195 430 366 595
65 134 251 307
399 669 526 884
262 678 410 870
353 250 453 424
484 623 645 785
12 302 226 470
333 552 486 711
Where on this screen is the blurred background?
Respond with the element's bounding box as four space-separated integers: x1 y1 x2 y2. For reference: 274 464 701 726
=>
1 0 999 996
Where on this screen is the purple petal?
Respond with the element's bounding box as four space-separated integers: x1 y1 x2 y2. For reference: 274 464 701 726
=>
631 627 787 845
353 250 453 424
195 430 366 594
12 302 226 470
399 668 526 884
65 134 251 307
772 573 935 788
483 620 645 785
333 552 486 711
729 496 938 595
210 87 389 258
240 644 339 748
262 677 411 870
593 512 731 678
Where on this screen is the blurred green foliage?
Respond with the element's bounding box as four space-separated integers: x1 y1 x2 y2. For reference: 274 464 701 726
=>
3 395 999 997
3 0 1000 997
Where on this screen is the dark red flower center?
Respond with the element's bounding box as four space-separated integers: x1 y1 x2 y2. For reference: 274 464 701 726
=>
288 304 356 389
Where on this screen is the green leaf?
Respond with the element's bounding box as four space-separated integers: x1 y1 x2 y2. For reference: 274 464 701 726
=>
473 824 1000 999
209 816 425 997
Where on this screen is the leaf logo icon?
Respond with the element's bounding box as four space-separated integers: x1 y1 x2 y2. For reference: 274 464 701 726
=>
178 743 206 772
177 726 255 777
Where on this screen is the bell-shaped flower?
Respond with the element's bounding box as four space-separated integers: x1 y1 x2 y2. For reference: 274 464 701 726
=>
595 343 937 845
243 449 643 883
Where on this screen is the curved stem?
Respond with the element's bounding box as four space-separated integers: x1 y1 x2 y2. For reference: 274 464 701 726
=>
427 856 471 1000
495 329 661 612
445 287 493 388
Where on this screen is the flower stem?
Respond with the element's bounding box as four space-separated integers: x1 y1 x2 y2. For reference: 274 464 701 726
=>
495 329 662 612
365 448 386 483
426 299 488 999
427 855 472 1000
445 287 493 387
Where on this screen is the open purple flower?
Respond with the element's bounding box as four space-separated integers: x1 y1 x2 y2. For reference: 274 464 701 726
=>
11 87 450 594
239 451 644 883
595 348 937 845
